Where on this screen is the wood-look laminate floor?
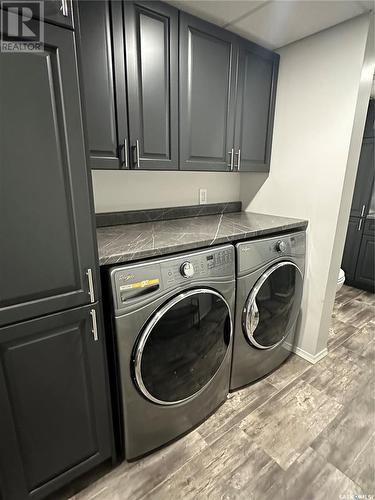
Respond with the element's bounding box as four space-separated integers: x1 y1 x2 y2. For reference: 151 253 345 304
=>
67 285 375 500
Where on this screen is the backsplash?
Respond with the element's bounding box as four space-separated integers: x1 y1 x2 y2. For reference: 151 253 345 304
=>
91 170 241 213
96 201 242 227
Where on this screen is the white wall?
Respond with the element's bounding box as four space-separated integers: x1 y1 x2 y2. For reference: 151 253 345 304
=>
240 14 374 362
92 170 241 212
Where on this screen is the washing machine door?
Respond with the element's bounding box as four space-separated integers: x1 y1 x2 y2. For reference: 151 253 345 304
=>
134 288 232 405
243 261 303 349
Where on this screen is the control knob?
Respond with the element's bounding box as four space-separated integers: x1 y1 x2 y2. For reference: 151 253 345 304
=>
275 240 287 253
180 261 195 278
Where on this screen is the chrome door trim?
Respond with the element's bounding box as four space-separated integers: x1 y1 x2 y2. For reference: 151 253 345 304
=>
242 261 303 350
134 288 233 406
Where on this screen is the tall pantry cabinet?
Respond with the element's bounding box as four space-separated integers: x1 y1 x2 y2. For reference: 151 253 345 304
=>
0 6 113 500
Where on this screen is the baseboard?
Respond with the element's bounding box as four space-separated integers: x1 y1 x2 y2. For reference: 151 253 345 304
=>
284 342 328 364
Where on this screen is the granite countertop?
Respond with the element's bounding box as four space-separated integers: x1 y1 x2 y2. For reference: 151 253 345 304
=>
97 211 308 266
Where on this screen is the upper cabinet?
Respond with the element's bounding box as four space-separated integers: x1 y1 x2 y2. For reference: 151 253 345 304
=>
125 1 179 170
350 138 374 218
76 1 279 172
179 13 238 171
77 1 128 169
42 0 74 28
234 41 279 172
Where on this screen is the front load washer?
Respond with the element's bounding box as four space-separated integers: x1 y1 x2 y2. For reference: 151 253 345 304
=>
230 231 305 391
108 245 235 460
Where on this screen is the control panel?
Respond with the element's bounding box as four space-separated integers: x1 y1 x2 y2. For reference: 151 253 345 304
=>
110 245 235 311
237 231 306 275
162 247 234 286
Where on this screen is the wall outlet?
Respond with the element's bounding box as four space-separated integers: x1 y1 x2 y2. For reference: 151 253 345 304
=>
199 188 207 205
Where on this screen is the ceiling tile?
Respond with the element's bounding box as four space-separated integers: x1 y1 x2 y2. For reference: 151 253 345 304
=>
167 0 267 27
227 0 367 48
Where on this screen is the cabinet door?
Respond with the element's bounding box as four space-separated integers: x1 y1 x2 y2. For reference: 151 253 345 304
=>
179 12 238 171
43 0 73 28
77 0 128 169
18 0 74 29
351 138 374 217
0 305 112 500
0 21 98 327
363 99 374 139
341 217 363 281
354 232 375 291
125 1 178 170
234 41 279 172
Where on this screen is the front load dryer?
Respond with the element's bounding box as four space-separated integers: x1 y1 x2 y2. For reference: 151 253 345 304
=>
230 231 305 391
108 245 235 460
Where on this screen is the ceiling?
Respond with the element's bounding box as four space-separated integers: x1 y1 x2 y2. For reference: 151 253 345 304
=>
167 0 374 49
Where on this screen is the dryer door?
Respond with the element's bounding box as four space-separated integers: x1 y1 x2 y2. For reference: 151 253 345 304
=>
134 289 232 405
243 261 303 349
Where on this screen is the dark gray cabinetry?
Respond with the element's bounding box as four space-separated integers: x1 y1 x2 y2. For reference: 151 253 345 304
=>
179 12 238 171
355 228 374 290
342 102 375 291
0 21 98 327
43 0 73 28
19 0 74 28
77 1 128 169
350 138 374 217
0 305 111 500
76 2 279 172
0 11 112 500
234 41 279 171
364 99 374 138
125 1 178 170
342 217 364 281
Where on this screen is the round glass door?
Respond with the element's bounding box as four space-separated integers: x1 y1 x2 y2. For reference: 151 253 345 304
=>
134 289 232 405
242 261 303 349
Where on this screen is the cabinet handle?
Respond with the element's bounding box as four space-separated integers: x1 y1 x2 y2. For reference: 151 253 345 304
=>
60 0 68 17
361 204 366 217
228 148 234 171
119 138 128 168
90 309 98 341
86 268 95 303
358 219 363 231
236 149 241 171
135 139 140 169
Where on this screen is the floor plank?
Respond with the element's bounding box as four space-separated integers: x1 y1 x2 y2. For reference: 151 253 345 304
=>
311 390 375 475
283 447 363 500
346 434 375 494
301 345 373 405
197 379 276 445
239 379 342 470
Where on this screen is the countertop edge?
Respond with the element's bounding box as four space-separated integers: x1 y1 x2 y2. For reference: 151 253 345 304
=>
98 219 308 267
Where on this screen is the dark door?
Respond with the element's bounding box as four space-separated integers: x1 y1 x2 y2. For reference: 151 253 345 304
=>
124 1 178 170
363 99 374 139
77 0 128 169
351 138 374 217
243 262 303 349
0 304 112 500
341 217 363 281
0 21 98 327
133 289 232 404
179 12 238 171
234 41 279 172
354 231 374 291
